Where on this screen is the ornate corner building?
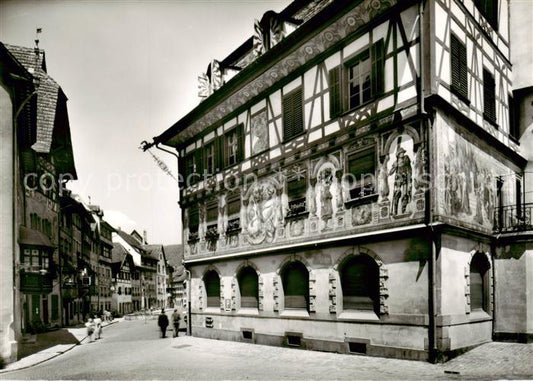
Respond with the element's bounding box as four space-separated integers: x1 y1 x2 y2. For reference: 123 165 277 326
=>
148 0 532 361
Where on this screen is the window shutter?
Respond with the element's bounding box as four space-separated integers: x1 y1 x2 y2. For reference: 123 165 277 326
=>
195 149 203 177
215 136 223 171
283 88 303 141
283 92 294 140
329 66 342 118
451 35 468 100
236 123 244 162
483 69 496 123
293 87 303 136
371 39 384 96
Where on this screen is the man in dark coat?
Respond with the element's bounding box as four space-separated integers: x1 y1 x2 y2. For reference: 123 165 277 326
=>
158 309 169 338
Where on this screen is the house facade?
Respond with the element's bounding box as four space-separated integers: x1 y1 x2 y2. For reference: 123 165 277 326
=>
147 0 532 361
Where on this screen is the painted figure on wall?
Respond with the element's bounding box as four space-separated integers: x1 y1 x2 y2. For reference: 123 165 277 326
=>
389 147 412 215
378 154 390 201
246 181 279 244
319 168 333 225
441 136 496 228
251 110 268 155
413 145 427 194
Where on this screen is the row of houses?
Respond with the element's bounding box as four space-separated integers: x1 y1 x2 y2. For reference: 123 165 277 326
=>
0 40 184 365
144 0 533 362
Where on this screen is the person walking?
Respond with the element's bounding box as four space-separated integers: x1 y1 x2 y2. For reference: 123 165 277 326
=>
158 308 169 338
171 309 181 337
94 314 103 340
85 317 95 342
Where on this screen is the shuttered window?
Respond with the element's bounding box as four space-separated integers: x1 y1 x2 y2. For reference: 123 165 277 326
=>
347 147 376 199
238 267 258 308
282 261 309 309
340 255 379 312
282 87 303 141
451 34 468 101
329 39 384 118
329 67 342 117
483 69 496 124
204 270 220 308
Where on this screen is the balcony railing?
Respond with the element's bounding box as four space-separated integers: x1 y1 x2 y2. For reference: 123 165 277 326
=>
493 203 533 233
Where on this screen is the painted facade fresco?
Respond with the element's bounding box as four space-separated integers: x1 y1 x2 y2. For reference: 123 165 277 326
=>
435 114 512 231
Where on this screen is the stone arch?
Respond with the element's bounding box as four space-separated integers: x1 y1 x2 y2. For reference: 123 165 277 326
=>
464 249 493 315
202 266 223 310
274 254 316 312
311 154 342 180
382 125 421 156
232 260 262 311
331 247 388 315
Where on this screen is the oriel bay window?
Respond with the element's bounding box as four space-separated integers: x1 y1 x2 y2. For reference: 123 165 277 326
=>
329 39 384 118
281 261 309 310
21 247 50 273
346 147 376 200
204 270 221 308
238 266 259 309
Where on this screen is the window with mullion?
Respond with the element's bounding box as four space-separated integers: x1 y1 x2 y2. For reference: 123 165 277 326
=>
204 142 215 175
348 51 371 109
329 39 384 118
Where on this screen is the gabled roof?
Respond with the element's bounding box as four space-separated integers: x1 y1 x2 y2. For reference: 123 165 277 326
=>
111 242 128 263
143 244 164 261
115 229 146 254
164 244 183 269
5 43 77 178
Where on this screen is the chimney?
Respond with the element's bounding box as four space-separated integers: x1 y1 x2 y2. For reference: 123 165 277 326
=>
143 230 148 244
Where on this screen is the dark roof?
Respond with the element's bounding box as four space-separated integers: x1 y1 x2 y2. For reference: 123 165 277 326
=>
116 229 145 253
143 244 164 260
5 44 77 178
111 242 128 263
18 225 54 248
164 244 183 269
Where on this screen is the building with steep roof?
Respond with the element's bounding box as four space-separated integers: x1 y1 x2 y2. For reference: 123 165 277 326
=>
146 0 532 361
144 244 169 309
1 41 77 364
112 229 158 309
164 244 186 310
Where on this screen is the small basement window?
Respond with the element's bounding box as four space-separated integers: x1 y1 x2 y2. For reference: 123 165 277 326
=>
286 334 302 347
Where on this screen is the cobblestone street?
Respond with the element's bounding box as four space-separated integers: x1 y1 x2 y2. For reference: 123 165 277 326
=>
1 320 531 380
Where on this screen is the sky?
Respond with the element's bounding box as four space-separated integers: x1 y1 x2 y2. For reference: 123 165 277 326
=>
0 0 290 244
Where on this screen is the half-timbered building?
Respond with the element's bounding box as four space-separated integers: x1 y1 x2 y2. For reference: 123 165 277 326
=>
145 0 532 361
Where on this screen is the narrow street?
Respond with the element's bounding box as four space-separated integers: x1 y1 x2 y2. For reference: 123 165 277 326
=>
1 319 532 380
